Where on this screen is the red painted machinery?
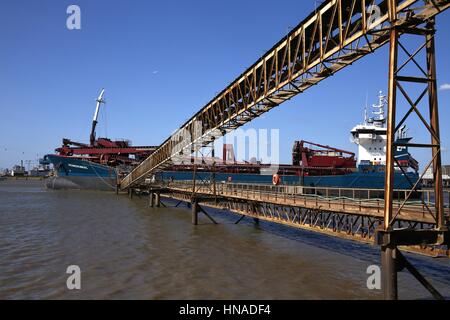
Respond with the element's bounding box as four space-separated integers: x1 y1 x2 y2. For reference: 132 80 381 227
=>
54 89 157 167
292 140 356 175
56 138 157 167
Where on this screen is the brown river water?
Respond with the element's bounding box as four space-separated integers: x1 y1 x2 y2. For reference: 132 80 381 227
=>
0 179 449 300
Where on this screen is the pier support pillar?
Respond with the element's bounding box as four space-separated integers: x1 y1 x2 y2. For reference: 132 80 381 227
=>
128 188 133 199
149 192 154 207
381 245 398 300
155 191 161 208
191 200 199 225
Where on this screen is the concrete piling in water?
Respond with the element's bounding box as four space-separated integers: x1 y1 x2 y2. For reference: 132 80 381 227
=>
191 200 199 225
381 245 398 300
155 191 161 208
149 191 154 207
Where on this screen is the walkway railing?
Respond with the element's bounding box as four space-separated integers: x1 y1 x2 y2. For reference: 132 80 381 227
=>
160 180 450 223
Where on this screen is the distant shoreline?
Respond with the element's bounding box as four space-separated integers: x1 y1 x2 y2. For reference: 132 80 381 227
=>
0 176 48 181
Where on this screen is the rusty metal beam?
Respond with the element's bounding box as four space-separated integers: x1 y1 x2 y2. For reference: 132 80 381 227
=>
426 19 445 230
381 11 448 299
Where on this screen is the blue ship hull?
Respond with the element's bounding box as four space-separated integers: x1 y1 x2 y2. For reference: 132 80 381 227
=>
44 154 419 191
157 170 419 189
45 155 117 191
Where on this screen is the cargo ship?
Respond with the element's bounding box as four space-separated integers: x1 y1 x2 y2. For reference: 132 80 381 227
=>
45 89 157 191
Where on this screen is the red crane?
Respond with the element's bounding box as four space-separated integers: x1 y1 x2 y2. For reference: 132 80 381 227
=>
54 89 157 167
292 140 356 171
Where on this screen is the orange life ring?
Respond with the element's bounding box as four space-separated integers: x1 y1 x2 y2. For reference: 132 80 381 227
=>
272 174 281 186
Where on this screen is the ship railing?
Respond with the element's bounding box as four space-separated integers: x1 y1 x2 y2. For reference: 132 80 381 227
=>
164 180 450 222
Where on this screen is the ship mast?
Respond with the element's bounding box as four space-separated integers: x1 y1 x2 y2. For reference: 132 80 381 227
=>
90 89 106 146
371 90 386 126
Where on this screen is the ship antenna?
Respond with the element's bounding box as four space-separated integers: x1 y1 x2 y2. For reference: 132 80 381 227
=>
364 107 368 125
380 90 386 122
372 90 385 122
364 92 368 124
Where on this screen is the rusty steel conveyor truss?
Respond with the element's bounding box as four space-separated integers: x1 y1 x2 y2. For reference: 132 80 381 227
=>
120 0 449 189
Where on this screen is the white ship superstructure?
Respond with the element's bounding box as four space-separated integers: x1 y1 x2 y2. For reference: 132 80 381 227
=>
351 91 387 166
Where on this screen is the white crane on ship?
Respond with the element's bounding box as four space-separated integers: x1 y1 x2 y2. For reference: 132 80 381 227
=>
89 89 106 146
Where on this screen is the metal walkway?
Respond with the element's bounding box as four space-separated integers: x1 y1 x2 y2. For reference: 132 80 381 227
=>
152 183 450 256
164 182 450 224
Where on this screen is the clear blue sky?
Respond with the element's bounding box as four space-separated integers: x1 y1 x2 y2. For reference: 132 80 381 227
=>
0 0 449 170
